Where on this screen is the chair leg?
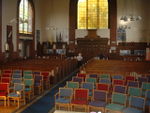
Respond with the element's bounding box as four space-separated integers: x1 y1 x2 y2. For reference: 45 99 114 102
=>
4 97 6 106
17 99 20 108
7 97 10 106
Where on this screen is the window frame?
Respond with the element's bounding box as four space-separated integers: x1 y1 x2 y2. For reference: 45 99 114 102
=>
17 0 35 37
77 0 109 29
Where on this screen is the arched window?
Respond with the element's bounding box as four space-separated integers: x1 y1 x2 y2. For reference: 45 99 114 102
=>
78 0 108 29
19 0 33 35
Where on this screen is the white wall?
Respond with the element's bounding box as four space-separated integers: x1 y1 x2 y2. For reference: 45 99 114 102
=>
1 0 41 52
40 0 69 43
1 0 150 52
75 29 110 39
117 0 150 42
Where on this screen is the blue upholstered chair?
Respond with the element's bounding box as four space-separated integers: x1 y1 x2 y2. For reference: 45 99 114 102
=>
88 74 98 78
66 81 79 89
112 75 124 80
55 88 73 111
72 76 84 83
88 90 107 112
141 82 150 96
7 83 25 108
145 90 150 108
122 96 145 113
105 93 127 113
81 82 94 96
85 77 97 83
99 78 111 84
113 85 127 94
127 81 139 87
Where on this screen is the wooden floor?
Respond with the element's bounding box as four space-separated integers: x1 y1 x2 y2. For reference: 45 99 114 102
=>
0 101 23 113
0 106 17 113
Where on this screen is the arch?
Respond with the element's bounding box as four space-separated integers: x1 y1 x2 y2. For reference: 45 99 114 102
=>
17 0 35 57
78 0 109 29
69 0 117 47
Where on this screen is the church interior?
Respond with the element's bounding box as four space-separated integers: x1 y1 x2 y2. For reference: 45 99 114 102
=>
0 0 150 113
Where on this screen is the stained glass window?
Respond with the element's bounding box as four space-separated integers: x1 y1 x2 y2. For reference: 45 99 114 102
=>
19 0 33 34
78 0 108 29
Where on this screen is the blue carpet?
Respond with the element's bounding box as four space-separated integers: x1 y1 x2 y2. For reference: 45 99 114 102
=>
21 70 78 113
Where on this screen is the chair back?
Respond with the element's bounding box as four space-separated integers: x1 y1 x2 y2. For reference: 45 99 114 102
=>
74 89 88 101
0 83 9 95
85 77 97 83
3 69 12 74
72 77 84 83
1 77 11 83
33 71 41 75
125 76 135 82
23 70 32 75
145 90 150 100
141 82 150 96
77 73 86 79
96 83 110 92
34 75 43 82
113 85 127 94
93 90 107 102
12 74 22 79
14 83 24 91
66 81 79 89
113 79 125 85
99 78 111 84
59 88 73 97
129 96 145 111
128 87 142 97
112 93 127 105
127 81 139 87
23 74 34 79
88 74 98 78
112 75 123 80
2 73 11 77
12 78 22 84
13 70 22 74
81 82 94 90
24 79 34 87
99 74 110 79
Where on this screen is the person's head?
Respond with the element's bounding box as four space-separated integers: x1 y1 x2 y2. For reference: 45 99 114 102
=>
78 53 82 56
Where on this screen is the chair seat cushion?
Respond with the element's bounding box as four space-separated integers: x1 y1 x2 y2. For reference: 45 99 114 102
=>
72 99 87 105
89 100 106 107
56 98 71 103
8 92 20 97
25 88 32 92
106 103 125 111
122 107 143 113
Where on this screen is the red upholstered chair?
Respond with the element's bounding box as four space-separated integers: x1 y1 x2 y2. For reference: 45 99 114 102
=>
71 89 89 112
77 73 86 80
112 79 125 86
41 71 50 89
1 73 12 78
3 69 12 74
0 83 9 106
96 83 110 92
125 76 135 84
1 77 11 84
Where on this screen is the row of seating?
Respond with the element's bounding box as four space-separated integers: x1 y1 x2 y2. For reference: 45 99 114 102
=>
55 87 149 113
55 71 150 112
0 58 77 108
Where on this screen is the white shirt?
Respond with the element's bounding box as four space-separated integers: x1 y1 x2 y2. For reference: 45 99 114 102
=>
76 55 83 61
